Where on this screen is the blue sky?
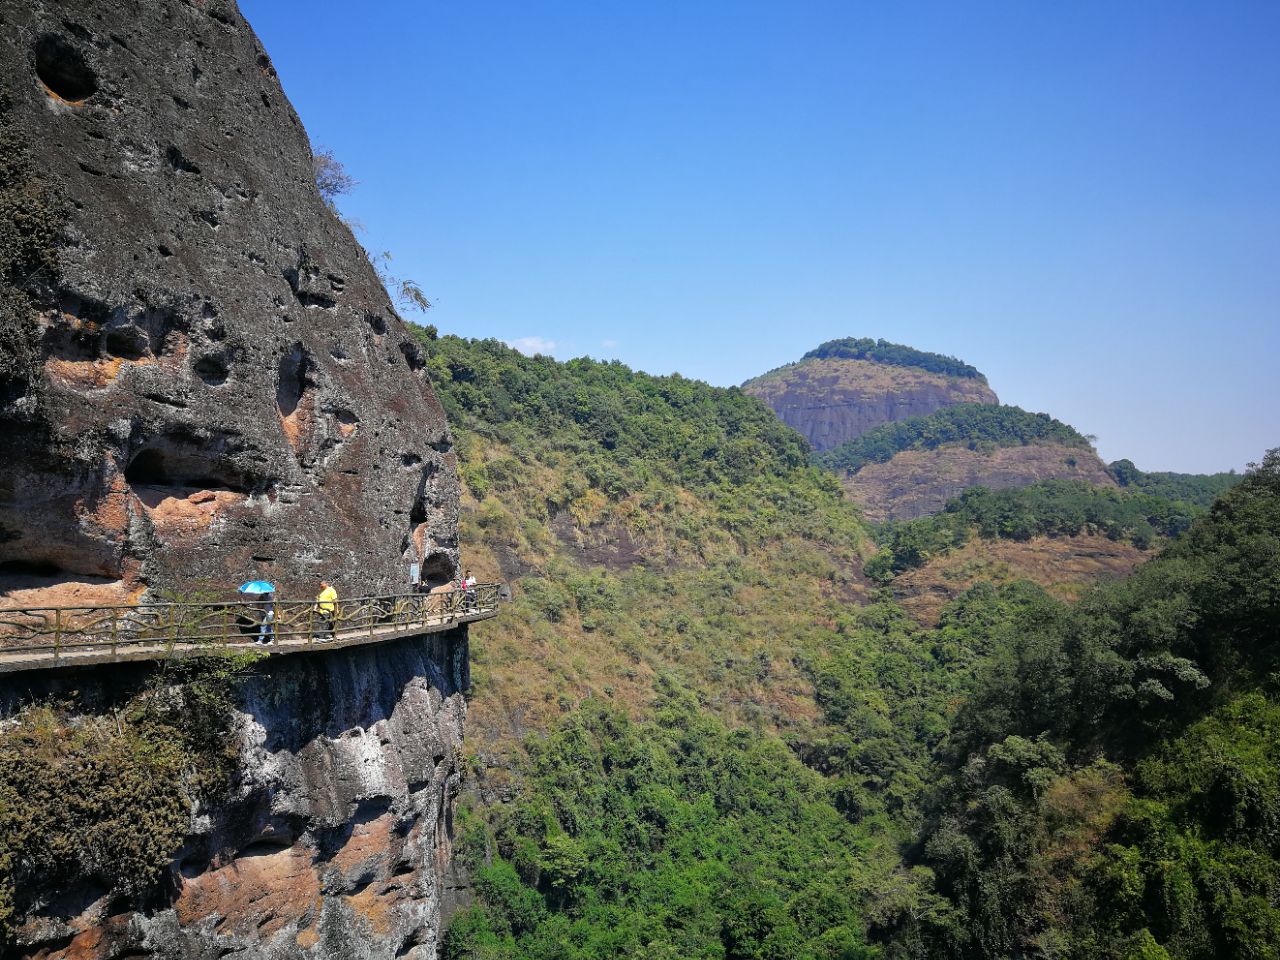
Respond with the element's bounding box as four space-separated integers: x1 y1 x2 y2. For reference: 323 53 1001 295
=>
240 0 1278 473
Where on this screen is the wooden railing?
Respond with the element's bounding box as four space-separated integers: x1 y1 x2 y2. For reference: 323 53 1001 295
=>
0 584 500 667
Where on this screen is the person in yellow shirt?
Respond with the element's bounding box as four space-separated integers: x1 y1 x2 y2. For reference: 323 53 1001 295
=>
315 580 338 640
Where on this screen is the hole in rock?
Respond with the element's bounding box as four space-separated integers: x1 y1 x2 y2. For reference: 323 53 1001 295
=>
165 145 200 175
238 837 294 858
179 856 209 879
399 341 425 372
104 326 148 360
194 355 230 385
0 561 128 608
125 442 255 500
0 559 61 578
34 34 98 103
366 313 387 336
420 551 455 590
275 345 314 417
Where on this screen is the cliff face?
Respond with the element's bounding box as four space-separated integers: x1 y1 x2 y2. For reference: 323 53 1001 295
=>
841 442 1117 522
0 1 472 956
742 358 997 452
7 635 469 959
0 0 459 609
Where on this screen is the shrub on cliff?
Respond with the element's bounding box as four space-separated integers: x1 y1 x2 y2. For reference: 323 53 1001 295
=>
0 655 257 943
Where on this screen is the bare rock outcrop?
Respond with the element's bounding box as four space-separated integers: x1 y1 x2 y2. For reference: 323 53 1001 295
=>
0 1 473 957
842 442 1117 522
0 0 459 607
5 635 469 959
742 357 998 452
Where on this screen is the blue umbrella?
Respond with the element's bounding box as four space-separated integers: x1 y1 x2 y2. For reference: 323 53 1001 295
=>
238 580 276 595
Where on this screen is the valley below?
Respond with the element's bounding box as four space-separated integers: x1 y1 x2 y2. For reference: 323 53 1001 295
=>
0 4 1273 960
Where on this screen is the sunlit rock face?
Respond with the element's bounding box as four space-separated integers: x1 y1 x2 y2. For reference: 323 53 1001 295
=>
743 357 999 453
0 1 471 957
0 0 459 610
5 635 470 959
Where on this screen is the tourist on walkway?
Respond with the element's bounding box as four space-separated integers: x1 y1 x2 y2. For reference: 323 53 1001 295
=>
463 570 478 611
256 592 276 645
315 580 338 641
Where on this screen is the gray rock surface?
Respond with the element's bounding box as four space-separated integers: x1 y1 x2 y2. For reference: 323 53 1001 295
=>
0 1 473 956
7 634 469 959
0 0 459 608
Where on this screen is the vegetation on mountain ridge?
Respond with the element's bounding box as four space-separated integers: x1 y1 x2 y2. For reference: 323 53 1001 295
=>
743 338 987 393
815 404 1091 475
1108 458 1241 507
911 450 1280 958
865 479 1204 580
802 338 986 382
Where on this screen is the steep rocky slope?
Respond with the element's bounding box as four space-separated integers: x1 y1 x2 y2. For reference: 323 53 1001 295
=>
0 2 471 957
742 356 997 452
5 637 470 959
843 442 1116 522
0 0 459 608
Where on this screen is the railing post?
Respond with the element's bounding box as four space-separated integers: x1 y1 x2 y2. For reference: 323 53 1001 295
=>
111 607 118 657
53 609 61 665
308 605 314 648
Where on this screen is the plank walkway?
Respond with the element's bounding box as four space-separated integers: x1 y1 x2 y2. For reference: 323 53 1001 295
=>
0 586 501 675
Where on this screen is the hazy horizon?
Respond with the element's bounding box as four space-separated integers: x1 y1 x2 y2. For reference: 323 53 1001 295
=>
241 0 1278 474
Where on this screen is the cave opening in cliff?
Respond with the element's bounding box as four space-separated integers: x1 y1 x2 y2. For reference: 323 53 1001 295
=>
34 33 98 103
125 444 253 495
421 551 455 590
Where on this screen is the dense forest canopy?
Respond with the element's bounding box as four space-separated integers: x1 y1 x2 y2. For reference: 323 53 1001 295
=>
908 451 1280 959
816 404 1091 475
1108 458 1242 506
865 478 1205 579
801 338 986 382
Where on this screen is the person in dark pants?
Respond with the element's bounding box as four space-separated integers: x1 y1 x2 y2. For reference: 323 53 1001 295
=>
314 580 338 641
255 592 276 645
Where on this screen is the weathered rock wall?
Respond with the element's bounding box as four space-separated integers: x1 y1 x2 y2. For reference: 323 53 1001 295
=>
0 1 476 957
742 358 998 452
0 0 459 608
841 442 1117 522
5 633 469 959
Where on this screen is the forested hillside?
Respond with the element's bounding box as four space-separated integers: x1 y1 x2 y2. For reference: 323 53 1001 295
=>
419 329 1276 960
816 404 1091 475
1108 459 1242 506
866 479 1205 579
909 450 1280 959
